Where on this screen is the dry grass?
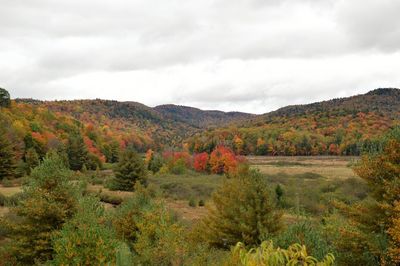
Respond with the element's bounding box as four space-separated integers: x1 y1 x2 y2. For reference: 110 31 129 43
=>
0 206 9 217
0 186 22 197
165 199 208 223
86 184 133 198
248 156 358 179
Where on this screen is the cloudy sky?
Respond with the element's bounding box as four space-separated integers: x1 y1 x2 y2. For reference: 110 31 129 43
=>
1 0 399 114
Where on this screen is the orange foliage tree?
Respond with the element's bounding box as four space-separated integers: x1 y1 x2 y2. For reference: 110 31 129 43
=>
209 146 237 174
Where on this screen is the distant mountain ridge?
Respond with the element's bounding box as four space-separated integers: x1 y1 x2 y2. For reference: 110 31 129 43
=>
15 99 254 129
261 88 400 121
154 104 254 128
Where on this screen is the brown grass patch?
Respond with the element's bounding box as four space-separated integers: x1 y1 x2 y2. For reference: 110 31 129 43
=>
0 186 22 197
248 156 358 179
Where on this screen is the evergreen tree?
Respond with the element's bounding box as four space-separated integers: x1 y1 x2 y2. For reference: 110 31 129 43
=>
24 147 39 175
0 127 17 180
1 153 80 264
112 184 187 265
275 184 284 206
198 170 282 248
67 133 88 171
0 87 11 108
113 149 146 191
326 126 400 265
52 197 122 265
148 153 163 173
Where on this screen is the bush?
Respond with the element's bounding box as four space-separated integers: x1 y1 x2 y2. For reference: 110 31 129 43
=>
4 192 25 207
189 198 196 207
112 184 188 265
198 199 205 207
170 158 187 175
273 220 332 260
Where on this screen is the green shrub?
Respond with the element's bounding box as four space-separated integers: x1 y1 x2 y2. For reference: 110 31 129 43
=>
170 158 187 175
189 198 196 207
198 199 205 207
112 184 188 265
4 192 25 207
273 220 332 261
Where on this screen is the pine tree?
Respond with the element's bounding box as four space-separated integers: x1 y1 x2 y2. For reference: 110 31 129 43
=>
52 197 122 265
24 147 39 175
327 126 400 265
113 149 146 191
148 153 163 173
275 184 284 206
0 127 17 180
198 170 282 248
1 153 80 264
67 133 88 171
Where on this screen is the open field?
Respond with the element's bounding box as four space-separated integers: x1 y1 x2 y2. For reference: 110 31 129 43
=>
248 156 358 180
0 156 364 220
148 172 223 201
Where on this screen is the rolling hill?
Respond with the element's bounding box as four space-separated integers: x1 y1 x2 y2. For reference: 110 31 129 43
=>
186 88 400 156
1 88 398 164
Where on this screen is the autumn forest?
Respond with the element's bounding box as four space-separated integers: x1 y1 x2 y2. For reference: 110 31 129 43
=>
0 87 400 265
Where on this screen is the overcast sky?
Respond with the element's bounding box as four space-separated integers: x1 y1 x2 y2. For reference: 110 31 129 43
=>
1 0 399 114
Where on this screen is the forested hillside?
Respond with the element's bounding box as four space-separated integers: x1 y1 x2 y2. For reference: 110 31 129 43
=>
0 95 251 175
186 88 400 156
0 88 398 170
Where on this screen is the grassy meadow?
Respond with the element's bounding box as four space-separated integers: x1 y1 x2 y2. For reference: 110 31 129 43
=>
0 156 365 223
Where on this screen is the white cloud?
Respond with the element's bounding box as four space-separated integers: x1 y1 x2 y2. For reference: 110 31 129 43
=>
0 0 399 113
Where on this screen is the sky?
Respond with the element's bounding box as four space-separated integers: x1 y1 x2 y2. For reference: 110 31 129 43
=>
0 0 399 114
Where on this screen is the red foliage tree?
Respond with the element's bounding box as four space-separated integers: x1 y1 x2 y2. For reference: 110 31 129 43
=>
193 152 209 172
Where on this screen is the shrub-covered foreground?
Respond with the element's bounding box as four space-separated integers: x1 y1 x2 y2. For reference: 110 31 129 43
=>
0 153 335 265
1 127 399 265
